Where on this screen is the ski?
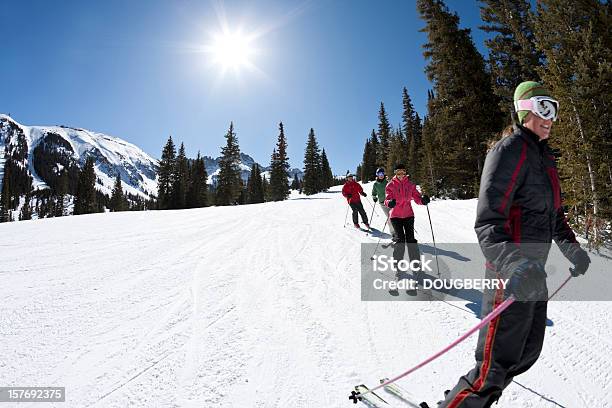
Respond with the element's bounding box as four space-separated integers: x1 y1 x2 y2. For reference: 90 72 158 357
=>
350 384 394 407
380 379 430 408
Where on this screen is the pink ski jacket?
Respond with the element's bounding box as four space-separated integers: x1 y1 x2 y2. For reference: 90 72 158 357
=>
384 176 423 219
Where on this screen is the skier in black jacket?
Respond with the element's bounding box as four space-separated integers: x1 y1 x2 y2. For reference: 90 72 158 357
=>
439 81 591 408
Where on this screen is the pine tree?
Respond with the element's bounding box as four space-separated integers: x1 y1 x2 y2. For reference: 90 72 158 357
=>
420 90 439 193
402 87 423 179
0 168 12 223
320 149 334 190
74 157 97 215
186 152 209 208
110 174 126 212
19 194 32 221
386 128 407 177
246 163 265 204
290 173 301 191
262 175 272 201
479 0 543 118
54 171 68 217
359 130 379 181
216 122 242 205
238 179 247 205
302 128 322 195
377 102 392 166
157 136 176 210
269 122 291 201
418 0 503 198
534 0 611 246
171 143 189 209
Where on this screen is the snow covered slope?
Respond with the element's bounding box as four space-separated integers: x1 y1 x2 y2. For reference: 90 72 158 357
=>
0 114 158 198
1 185 610 407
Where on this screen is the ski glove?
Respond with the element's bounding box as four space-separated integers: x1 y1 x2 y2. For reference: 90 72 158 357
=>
570 249 590 277
360 191 367 197
373 197 378 203
506 260 547 301
346 194 352 199
387 199 396 209
421 195 431 205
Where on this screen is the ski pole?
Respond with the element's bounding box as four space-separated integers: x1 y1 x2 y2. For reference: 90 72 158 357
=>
343 203 350 227
358 296 515 399
366 196 377 217
353 273 574 400
368 202 376 225
425 203 440 277
370 213 390 260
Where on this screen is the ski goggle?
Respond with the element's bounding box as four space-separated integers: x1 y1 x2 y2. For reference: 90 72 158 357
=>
514 96 559 121
376 171 385 177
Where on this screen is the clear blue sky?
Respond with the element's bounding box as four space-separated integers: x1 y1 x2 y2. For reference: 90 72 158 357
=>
1 0 491 174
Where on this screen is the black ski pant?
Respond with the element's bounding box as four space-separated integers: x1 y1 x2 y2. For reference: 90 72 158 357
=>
390 217 421 277
350 202 368 225
440 287 548 408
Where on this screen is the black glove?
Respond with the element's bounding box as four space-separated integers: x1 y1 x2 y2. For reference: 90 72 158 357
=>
421 194 430 205
373 197 378 203
346 194 352 199
570 249 590 277
506 260 547 301
360 191 367 197
387 199 396 209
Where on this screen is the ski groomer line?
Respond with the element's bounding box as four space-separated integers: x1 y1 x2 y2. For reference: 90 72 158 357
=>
350 81 591 407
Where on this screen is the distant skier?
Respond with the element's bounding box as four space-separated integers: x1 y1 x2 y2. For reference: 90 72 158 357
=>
439 82 591 407
342 172 370 229
384 163 430 284
371 167 396 239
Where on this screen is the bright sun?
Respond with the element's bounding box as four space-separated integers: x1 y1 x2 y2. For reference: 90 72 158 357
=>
207 30 255 71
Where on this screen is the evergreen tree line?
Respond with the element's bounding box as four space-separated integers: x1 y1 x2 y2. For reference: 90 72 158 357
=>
358 0 610 247
0 152 154 222
156 122 335 208
157 137 210 210
358 88 423 184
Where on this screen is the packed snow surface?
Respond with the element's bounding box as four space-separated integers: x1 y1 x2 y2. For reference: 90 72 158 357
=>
1 184 610 407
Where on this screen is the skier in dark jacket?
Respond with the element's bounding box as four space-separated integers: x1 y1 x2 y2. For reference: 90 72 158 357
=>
371 167 396 239
342 173 370 229
440 82 591 407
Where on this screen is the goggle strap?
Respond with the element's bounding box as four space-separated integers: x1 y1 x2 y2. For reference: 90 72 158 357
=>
514 99 533 111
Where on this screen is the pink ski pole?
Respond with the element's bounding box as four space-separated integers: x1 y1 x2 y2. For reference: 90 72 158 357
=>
353 273 574 400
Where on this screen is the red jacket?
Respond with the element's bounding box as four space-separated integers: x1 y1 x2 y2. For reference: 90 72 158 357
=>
384 176 423 218
342 180 363 204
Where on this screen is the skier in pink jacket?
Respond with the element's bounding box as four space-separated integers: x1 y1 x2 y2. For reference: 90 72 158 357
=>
384 163 430 289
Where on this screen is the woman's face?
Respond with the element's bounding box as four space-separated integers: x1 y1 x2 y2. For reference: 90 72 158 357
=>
523 112 553 140
395 170 406 180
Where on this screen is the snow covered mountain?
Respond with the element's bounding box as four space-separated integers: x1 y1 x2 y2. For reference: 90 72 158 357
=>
0 114 158 198
203 152 304 185
1 184 609 407
0 114 304 200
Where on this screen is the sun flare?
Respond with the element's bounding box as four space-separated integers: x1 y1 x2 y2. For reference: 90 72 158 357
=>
207 30 255 71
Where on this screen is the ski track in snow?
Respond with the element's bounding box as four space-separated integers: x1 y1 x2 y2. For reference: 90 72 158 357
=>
0 185 610 407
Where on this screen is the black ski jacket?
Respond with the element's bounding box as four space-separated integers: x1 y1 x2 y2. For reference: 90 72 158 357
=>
475 125 581 278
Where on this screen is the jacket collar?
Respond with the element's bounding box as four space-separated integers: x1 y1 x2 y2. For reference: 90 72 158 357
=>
514 124 550 154
391 175 410 183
